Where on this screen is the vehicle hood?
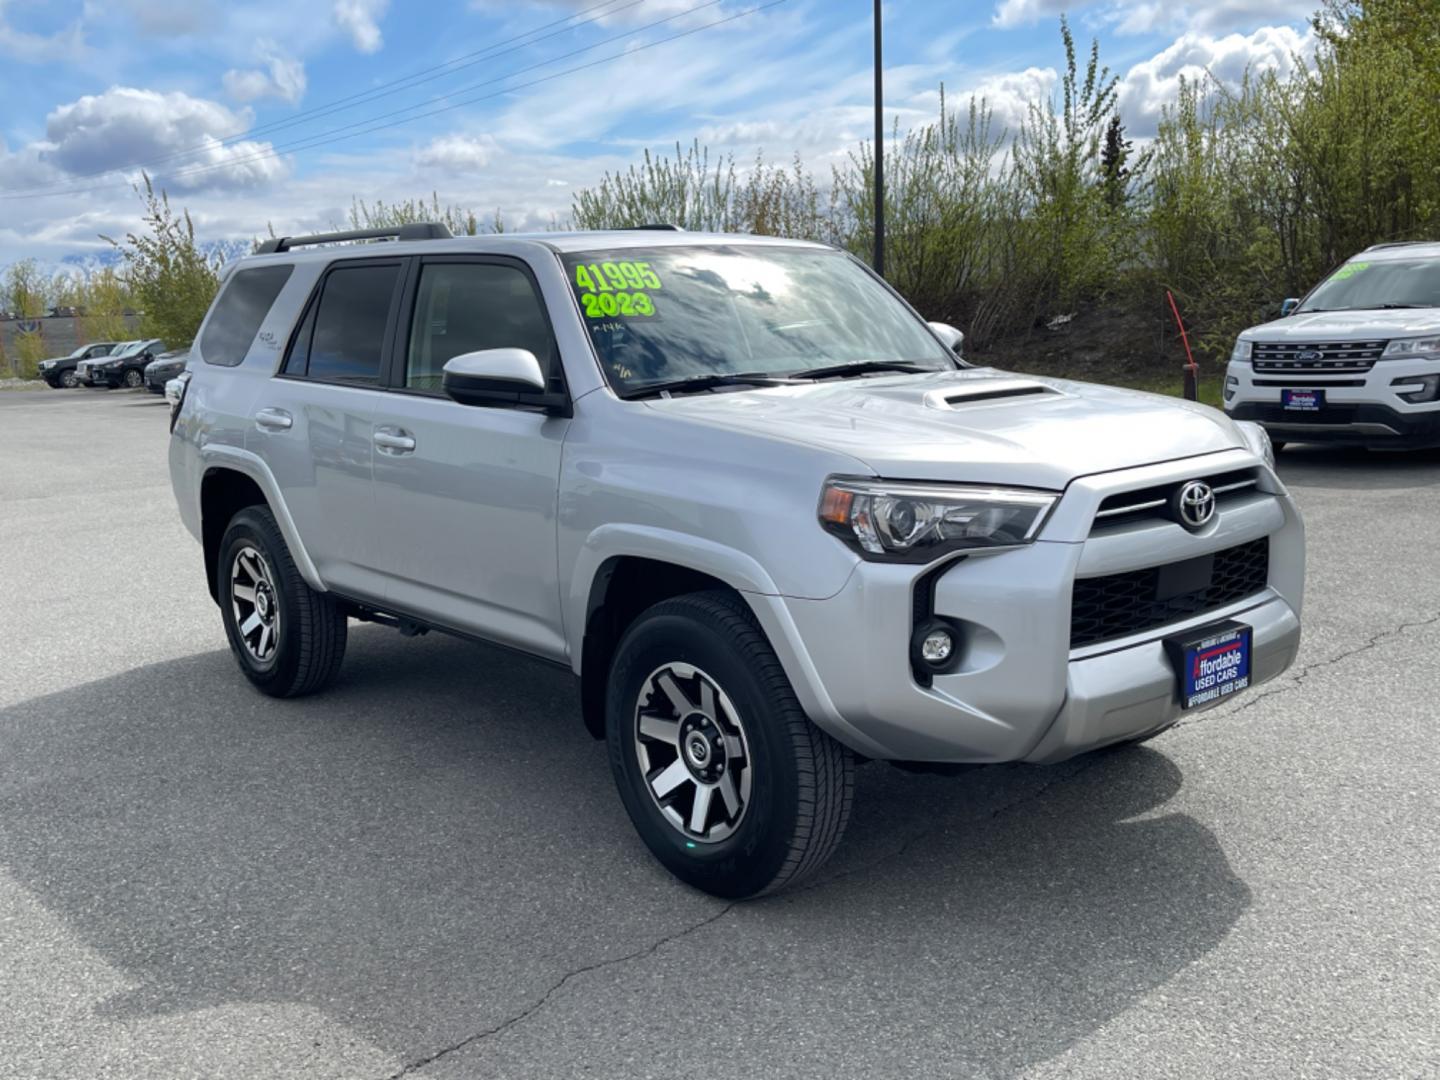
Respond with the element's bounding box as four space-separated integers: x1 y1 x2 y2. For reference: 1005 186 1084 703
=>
643 368 1249 489
1245 308 1440 341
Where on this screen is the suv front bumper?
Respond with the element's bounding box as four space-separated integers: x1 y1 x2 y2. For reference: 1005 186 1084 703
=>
1224 357 1440 448
753 452 1304 764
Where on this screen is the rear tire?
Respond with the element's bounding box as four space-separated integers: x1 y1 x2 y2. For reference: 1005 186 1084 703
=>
218 506 347 697
606 590 854 898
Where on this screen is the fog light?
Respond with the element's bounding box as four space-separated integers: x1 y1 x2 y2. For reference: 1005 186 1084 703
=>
920 628 953 663
1392 373 1440 403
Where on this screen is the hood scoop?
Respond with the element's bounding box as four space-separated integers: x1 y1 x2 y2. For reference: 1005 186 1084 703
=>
926 380 1059 410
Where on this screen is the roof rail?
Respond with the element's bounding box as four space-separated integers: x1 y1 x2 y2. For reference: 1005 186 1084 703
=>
256 222 453 255
1363 239 1432 251
621 223 683 231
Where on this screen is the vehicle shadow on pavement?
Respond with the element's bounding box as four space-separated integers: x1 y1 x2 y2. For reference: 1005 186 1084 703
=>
0 627 1249 1077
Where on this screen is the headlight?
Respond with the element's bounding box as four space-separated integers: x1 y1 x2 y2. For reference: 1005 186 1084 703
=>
819 479 1057 562
40 360 54 369
1382 336 1440 359
1231 338 1253 362
1236 420 1274 468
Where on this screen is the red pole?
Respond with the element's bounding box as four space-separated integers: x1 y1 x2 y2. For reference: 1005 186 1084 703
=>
1166 289 1198 401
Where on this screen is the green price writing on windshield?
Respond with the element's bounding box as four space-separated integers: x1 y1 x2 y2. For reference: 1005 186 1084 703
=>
575 261 662 292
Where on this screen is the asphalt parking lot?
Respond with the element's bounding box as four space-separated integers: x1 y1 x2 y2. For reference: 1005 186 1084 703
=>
1 387 1436 1080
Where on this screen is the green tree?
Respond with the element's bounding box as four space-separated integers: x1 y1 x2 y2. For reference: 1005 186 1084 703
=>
102 174 221 349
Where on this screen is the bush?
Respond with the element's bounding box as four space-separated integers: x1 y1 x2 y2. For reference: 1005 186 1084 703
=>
103 174 221 350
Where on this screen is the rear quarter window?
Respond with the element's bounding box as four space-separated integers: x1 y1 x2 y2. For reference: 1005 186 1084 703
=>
200 264 294 367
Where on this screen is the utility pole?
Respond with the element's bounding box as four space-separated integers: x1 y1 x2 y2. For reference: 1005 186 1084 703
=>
873 0 884 278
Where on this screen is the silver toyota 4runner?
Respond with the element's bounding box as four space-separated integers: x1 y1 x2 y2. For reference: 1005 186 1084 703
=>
169 224 1305 897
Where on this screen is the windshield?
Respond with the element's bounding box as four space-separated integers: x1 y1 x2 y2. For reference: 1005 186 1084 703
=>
562 245 954 395
1299 257 1440 312
68 346 88 359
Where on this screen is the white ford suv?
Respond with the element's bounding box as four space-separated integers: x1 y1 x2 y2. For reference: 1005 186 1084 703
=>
169 225 1305 897
1225 241 1440 449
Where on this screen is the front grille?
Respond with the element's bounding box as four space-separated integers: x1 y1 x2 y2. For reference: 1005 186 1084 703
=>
1070 538 1270 649
1092 468 1261 531
1252 340 1386 376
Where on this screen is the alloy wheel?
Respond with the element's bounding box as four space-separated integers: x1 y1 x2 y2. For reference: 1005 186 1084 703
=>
61 371 77 388
634 662 752 843
230 546 281 664
124 369 143 388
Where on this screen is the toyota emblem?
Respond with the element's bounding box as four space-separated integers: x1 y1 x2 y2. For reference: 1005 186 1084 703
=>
1172 480 1216 530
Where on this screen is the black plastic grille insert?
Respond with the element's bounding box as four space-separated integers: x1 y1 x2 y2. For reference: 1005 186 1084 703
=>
1071 538 1270 649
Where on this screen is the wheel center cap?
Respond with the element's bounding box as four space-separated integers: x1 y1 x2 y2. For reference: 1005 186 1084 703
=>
686 734 710 766
255 585 273 621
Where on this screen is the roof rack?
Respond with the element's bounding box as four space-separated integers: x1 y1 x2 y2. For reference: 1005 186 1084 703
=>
256 222 453 255
620 223 683 231
1363 240 1433 251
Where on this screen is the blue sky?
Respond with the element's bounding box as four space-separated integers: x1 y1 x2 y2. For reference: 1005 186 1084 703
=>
0 0 1318 267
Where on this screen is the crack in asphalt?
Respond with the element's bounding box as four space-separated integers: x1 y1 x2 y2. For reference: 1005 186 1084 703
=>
383 900 738 1079
382 757 1101 1077
1175 608 1440 731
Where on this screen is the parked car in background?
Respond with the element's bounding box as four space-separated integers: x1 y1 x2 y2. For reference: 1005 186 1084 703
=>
40 342 119 388
81 338 166 388
144 348 190 393
1225 240 1440 449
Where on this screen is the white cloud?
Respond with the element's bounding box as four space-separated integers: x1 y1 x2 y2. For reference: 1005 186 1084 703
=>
991 0 1075 29
223 43 307 104
333 0 388 53
40 87 288 191
0 0 87 62
1117 24 1317 135
1108 0 1316 35
413 134 497 172
118 0 218 35
967 66 1059 132
468 0 709 25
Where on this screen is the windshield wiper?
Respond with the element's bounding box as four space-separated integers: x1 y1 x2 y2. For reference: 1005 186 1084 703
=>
1371 303 1434 309
619 371 800 400
787 360 938 380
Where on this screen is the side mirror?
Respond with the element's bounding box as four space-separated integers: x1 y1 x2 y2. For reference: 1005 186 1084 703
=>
928 321 965 355
1280 298 1300 317
442 348 548 407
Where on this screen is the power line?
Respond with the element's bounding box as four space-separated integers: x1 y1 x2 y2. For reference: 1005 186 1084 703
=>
4 0 777 201
0 0 644 194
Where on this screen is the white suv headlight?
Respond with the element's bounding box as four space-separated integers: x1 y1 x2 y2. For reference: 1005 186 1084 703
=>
1382 336 1440 359
1231 338 1253 362
819 479 1057 562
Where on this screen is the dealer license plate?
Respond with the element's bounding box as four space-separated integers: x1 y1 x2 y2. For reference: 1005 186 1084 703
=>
1166 620 1253 710
1282 388 1324 411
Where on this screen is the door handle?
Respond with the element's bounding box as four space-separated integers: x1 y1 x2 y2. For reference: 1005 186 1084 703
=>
255 407 293 431
373 427 416 454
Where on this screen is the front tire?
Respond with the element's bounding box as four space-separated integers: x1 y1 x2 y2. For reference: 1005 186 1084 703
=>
218 506 347 697
60 371 78 388
124 369 144 389
607 591 854 898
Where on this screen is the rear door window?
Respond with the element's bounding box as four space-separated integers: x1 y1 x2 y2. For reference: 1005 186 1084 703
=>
284 262 401 385
201 265 293 366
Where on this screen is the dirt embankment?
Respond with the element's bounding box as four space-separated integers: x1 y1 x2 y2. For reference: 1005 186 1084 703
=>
968 298 1218 392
